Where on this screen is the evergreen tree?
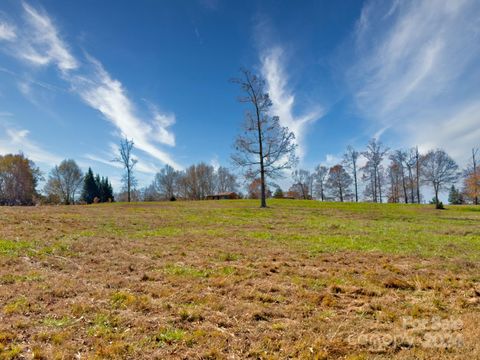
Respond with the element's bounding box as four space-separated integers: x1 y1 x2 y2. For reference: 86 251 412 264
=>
273 187 284 198
81 168 99 204
94 174 102 202
105 177 114 202
448 185 464 205
98 176 114 202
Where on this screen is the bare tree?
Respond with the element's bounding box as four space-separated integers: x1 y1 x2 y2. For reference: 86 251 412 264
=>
176 172 189 200
405 148 419 203
387 160 402 203
183 164 200 200
216 166 238 193
362 139 389 203
153 164 179 200
421 149 459 209
113 138 137 202
313 165 328 201
180 163 216 200
415 146 421 203
389 150 409 203
343 146 360 202
326 164 353 202
292 169 313 199
44 159 83 205
465 148 479 205
231 69 297 208
196 162 216 198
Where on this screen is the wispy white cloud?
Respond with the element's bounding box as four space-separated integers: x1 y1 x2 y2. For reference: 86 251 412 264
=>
349 0 480 165
85 143 159 175
210 154 220 170
70 56 180 168
261 47 323 160
84 153 123 169
0 21 16 41
0 3 180 170
324 154 342 167
17 3 78 72
0 123 62 164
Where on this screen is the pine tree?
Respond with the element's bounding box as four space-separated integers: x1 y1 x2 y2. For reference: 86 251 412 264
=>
94 175 102 202
448 185 464 205
81 168 99 204
106 177 114 202
273 188 284 198
97 176 114 202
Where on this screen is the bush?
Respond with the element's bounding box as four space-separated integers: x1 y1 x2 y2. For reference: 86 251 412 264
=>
436 201 445 210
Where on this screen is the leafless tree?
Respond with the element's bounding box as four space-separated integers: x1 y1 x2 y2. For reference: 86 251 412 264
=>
180 163 216 200
231 69 297 208
215 166 238 193
387 160 402 203
182 164 199 200
415 146 421 203
421 149 459 208
313 165 328 201
389 150 409 203
362 138 389 203
326 164 353 202
44 159 83 205
153 164 179 200
404 148 420 203
292 169 313 199
113 138 137 202
197 163 216 198
343 146 360 202
465 148 479 205
176 173 189 200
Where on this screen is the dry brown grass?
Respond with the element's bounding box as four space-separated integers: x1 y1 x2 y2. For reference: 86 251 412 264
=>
0 200 479 359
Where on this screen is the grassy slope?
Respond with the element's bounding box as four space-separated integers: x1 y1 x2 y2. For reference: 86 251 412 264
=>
0 200 479 359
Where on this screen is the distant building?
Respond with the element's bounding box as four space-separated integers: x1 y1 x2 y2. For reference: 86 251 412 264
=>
206 192 239 200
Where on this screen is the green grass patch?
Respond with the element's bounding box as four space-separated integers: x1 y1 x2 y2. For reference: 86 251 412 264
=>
0 239 34 256
42 316 74 328
163 263 211 278
155 328 186 345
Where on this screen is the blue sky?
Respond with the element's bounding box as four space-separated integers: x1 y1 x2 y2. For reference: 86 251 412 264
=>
0 0 479 191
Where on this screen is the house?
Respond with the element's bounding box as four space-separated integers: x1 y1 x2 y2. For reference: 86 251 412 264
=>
205 192 239 200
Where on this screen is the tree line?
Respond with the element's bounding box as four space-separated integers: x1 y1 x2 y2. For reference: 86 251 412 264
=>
228 69 477 209
0 154 114 205
0 69 478 207
283 141 477 209
0 141 477 209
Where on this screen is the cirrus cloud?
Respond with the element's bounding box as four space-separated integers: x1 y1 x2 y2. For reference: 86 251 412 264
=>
0 2 181 170
348 0 480 165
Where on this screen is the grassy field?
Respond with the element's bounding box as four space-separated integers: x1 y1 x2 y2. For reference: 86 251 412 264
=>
0 199 479 359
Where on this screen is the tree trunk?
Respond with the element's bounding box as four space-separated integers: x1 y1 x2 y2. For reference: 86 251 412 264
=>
377 171 383 203
408 168 415 203
473 149 478 205
255 104 266 208
127 169 131 202
416 147 421 203
353 163 358 202
401 171 408 204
